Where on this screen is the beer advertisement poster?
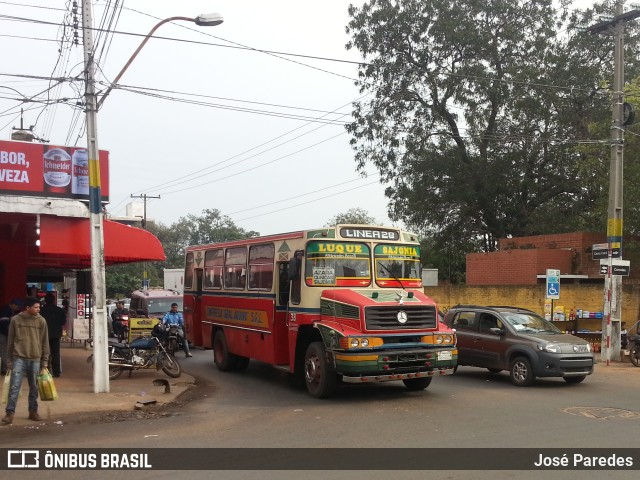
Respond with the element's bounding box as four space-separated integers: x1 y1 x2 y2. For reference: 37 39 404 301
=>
0 139 110 201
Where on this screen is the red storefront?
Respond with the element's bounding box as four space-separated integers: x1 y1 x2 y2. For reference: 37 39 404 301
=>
0 139 165 304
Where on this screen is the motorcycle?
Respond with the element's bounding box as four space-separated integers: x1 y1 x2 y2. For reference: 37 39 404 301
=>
627 321 640 367
89 332 182 380
153 323 181 355
113 312 130 343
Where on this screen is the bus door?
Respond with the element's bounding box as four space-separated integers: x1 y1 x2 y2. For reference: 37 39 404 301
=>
190 268 204 346
275 262 291 364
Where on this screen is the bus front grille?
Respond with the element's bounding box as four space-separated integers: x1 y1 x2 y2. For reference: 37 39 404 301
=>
365 306 437 330
320 299 360 320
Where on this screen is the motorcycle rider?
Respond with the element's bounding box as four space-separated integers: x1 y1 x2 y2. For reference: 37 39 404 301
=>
111 301 128 340
161 303 192 357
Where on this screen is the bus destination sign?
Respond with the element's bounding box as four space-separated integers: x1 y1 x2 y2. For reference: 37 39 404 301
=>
340 227 399 241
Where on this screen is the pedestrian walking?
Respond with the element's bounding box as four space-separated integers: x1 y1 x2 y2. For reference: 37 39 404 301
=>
40 293 66 377
2 297 49 425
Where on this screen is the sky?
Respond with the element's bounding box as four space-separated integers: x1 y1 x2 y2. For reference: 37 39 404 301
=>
0 0 599 237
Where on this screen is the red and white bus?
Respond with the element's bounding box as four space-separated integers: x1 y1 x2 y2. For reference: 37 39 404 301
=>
183 225 457 398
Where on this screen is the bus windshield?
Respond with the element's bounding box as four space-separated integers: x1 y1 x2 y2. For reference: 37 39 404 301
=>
305 241 371 287
374 244 422 288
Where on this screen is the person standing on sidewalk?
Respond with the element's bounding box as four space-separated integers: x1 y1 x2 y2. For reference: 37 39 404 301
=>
2 297 49 425
40 293 66 377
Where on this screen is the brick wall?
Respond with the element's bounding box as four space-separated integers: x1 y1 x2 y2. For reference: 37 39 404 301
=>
499 232 606 277
467 249 572 285
467 232 640 283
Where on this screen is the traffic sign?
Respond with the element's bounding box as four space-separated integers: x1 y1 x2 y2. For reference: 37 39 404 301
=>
546 269 560 300
599 259 630 276
592 243 620 259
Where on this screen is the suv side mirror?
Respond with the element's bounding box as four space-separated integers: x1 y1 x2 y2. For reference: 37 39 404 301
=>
489 327 504 336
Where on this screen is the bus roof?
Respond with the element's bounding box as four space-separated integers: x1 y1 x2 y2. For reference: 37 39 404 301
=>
185 225 419 252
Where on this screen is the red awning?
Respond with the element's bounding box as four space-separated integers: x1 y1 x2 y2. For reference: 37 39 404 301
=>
38 216 166 268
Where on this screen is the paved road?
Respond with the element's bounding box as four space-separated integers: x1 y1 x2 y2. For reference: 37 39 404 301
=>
2 349 639 479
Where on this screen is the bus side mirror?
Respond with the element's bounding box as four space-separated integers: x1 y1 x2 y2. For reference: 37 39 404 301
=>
288 257 300 280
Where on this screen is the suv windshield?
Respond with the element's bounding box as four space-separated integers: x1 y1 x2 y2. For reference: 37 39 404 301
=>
374 244 421 288
502 312 561 334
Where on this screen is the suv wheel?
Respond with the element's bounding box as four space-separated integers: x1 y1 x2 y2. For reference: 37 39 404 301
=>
510 356 535 387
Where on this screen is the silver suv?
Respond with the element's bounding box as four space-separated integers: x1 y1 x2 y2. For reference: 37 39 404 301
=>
443 305 595 386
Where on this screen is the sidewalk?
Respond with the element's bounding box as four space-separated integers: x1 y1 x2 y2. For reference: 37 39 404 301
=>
2 341 195 427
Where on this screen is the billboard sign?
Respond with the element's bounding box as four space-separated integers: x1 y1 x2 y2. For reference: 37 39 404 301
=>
0 140 109 202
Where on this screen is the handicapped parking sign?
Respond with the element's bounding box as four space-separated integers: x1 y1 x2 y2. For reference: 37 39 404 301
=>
546 269 560 300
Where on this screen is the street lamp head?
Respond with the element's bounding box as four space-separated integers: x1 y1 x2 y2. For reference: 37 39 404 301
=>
195 13 224 27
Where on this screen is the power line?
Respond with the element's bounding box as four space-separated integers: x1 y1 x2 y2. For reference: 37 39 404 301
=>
0 13 607 96
235 179 382 222
226 173 380 216
114 86 350 125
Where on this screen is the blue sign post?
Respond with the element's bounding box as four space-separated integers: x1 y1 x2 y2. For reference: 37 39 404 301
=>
546 269 560 300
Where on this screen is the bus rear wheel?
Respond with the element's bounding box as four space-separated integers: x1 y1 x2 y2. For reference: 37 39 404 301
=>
213 330 237 371
304 341 337 398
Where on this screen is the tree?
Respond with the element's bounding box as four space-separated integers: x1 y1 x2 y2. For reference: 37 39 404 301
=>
143 209 259 284
105 263 148 298
324 207 377 226
345 0 640 257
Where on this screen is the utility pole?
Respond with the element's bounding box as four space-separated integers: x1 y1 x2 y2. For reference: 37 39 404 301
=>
82 0 109 392
587 1 640 365
131 194 160 289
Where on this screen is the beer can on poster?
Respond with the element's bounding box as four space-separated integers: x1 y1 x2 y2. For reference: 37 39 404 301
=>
43 148 71 193
71 149 89 195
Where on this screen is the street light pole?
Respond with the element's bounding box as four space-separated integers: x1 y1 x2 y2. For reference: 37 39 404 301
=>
81 3 223 392
97 13 223 110
587 1 640 365
604 2 626 367
82 0 108 393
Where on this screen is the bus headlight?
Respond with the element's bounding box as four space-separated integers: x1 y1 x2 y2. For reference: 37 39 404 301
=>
430 334 454 345
339 337 383 349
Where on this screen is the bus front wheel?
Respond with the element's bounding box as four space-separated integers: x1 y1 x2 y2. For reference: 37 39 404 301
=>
304 341 337 398
213 330 237 371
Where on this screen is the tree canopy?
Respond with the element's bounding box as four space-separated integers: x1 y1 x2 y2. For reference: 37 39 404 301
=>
324 207 377 226
106 209 257 296
345 0 640 260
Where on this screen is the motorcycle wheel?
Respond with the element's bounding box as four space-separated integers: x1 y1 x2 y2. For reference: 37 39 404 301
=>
159 352 182 378
109 351 125 380
631 345 640 367
169 338 178 355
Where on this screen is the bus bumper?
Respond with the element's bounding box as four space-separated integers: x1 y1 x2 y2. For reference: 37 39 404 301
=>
341 367 455 383
333 347 457 381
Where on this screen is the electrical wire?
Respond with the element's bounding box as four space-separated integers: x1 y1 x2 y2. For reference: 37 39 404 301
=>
226 173 380 216
234 179 383 222
0 12 607 96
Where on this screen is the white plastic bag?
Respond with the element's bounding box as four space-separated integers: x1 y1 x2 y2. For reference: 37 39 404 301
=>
1 371 10 404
